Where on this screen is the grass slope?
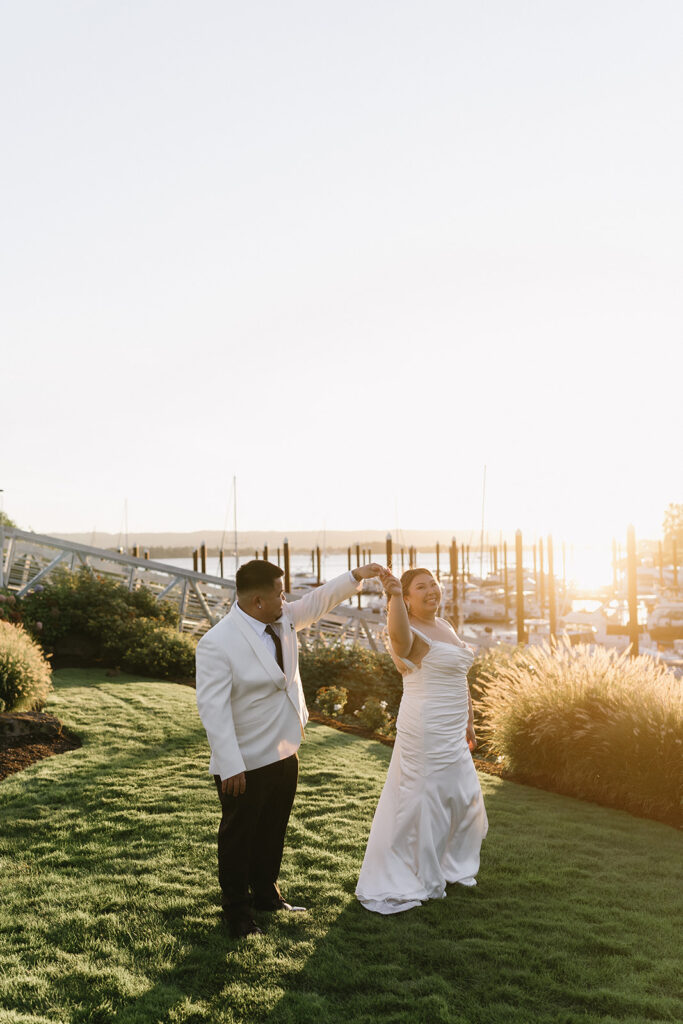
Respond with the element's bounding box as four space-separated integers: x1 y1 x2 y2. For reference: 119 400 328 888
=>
0 670 680 1024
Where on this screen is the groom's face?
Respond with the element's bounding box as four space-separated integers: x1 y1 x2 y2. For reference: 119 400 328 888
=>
256 577 286 623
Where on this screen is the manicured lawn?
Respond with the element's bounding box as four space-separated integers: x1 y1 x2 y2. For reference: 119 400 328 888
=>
0 670 681 1024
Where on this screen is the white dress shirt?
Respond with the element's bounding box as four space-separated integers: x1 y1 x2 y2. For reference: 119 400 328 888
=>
233 601 281 662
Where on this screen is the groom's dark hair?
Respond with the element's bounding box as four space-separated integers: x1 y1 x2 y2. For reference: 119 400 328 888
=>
236 559 284 594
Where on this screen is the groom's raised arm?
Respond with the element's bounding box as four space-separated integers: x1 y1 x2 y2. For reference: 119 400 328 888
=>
286 563 383 631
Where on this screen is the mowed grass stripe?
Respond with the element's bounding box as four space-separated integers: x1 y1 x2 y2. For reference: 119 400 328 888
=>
0 670 680 1024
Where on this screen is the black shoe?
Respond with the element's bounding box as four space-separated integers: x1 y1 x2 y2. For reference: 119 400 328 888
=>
255 899 307 913
223 913 263 938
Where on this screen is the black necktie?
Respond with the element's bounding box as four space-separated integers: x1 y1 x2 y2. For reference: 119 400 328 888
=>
265 624 284 672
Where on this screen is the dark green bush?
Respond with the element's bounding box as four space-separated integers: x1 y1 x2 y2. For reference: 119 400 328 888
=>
299 642 402 715
20 567 195 682
116 621 196 680
0 590 23 626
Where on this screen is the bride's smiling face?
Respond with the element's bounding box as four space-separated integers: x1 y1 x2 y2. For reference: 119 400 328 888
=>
405 571 441 617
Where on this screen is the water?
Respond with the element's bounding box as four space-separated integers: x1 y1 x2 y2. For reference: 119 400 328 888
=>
158 546 613 591
156 551 444 581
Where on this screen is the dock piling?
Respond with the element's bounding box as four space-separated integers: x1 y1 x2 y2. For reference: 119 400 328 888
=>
283 538 291 594
627 525 639 655
515 530 525 644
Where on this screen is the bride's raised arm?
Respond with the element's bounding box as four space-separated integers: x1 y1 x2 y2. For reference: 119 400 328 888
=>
380 569 413 659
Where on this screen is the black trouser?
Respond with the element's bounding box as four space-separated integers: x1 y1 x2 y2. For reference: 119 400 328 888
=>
214 753 299 918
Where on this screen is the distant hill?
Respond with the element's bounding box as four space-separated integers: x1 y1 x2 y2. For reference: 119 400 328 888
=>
53 528 481 555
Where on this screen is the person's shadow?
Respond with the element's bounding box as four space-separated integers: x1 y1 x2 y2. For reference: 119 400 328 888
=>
255 773 682 1024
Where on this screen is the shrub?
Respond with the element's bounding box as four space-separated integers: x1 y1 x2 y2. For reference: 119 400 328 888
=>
19 567 195 682
314 685 349 717
354 697 395 736
0 621 52 712
0 590 23 626
467 644 521 697
479 639 683 826
299 642 402 715
116 621 196 680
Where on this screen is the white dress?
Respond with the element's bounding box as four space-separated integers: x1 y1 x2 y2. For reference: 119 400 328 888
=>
356 628 488 914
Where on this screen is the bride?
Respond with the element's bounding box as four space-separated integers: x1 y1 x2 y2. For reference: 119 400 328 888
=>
356 567 488 914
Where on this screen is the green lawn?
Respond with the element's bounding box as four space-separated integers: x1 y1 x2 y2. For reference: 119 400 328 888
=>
0 670 681 1024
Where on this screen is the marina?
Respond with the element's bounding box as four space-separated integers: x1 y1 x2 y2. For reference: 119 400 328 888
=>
2 525 681 673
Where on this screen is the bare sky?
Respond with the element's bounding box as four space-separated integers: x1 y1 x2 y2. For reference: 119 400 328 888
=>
3 0 682 543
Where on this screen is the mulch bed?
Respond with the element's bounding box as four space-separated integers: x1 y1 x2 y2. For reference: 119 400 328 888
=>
0 712 81 782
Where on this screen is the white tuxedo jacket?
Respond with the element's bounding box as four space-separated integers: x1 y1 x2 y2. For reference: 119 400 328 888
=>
195 571 360 779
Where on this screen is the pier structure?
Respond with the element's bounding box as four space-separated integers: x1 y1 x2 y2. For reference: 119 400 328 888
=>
0 527 386 649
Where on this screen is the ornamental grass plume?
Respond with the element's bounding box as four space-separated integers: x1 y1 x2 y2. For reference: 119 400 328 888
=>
478 639 682 826
0 620 53 712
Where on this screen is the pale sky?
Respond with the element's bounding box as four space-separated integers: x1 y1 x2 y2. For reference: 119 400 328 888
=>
3 0 682 545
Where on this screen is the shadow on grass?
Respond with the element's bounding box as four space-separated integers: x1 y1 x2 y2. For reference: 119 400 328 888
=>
255 778 683 1024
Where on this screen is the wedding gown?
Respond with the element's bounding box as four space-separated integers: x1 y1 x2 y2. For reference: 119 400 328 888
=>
356 627 488 914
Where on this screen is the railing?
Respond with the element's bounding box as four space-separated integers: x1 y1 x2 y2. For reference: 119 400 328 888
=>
0 527 388 648
0 528 235 636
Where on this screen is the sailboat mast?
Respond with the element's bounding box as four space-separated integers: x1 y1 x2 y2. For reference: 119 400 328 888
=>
479 465 486 578
233 476 239 575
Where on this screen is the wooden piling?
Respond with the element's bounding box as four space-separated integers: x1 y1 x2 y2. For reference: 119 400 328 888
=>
316 546 321 584
626 525 639 655
386 533 392 573
192 549 198 572
263 544 268 561
658 540 664 586
547 535 557 644
515 530 525 644
277 547 281 568
144 550 149 560
492 545 498 575
503 541 509 619
200 544 207 574
673 539 679 590
283 538 291 594
219 549 224 577
449 538 459 627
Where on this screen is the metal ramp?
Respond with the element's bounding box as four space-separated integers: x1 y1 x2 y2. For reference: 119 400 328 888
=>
0 527 235 635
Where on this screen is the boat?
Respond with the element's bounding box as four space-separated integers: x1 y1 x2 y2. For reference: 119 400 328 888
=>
647 601 683 643
463 590 508 623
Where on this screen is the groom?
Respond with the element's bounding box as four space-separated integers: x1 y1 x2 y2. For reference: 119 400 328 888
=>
195 557 383 937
